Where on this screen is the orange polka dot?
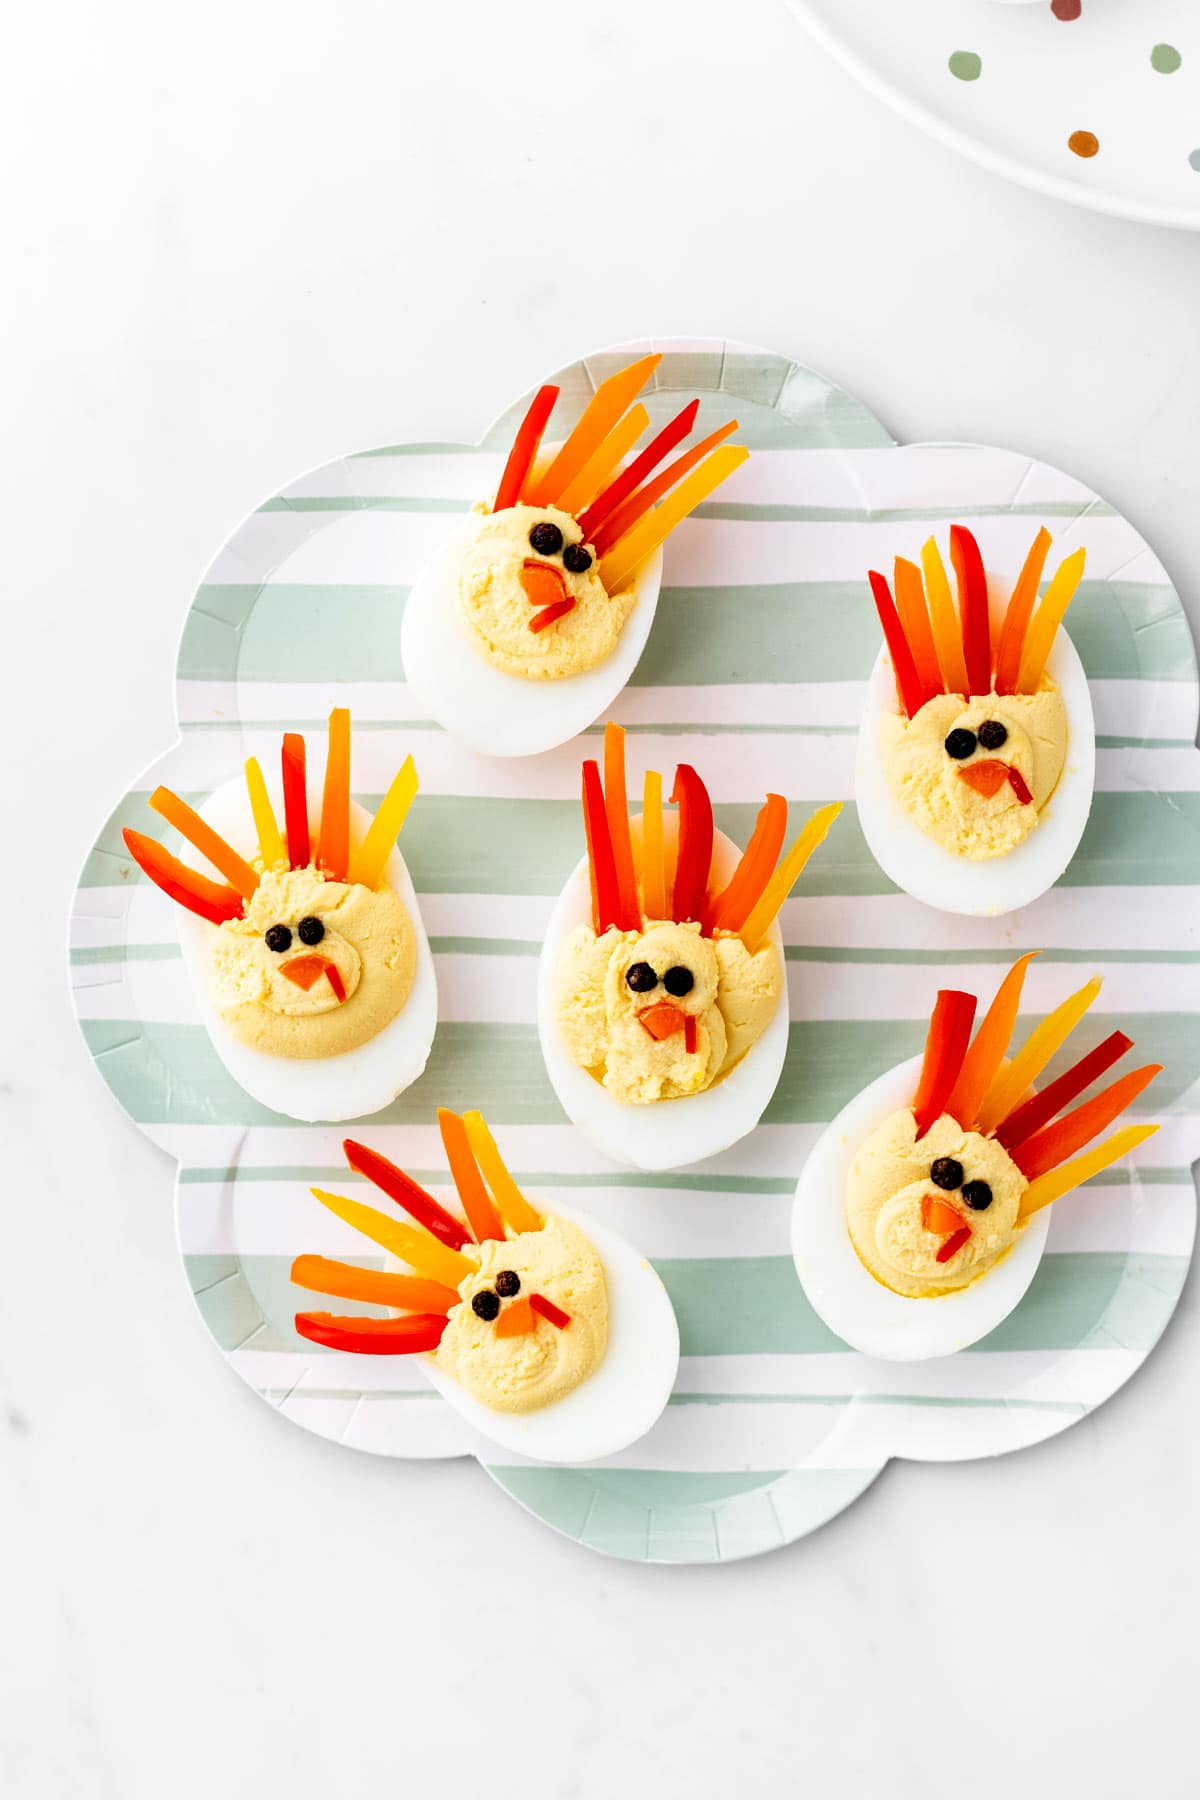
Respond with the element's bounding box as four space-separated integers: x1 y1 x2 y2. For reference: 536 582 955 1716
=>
1068 130 1099 159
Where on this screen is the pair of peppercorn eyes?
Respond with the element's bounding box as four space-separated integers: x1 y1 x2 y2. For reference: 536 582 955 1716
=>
263 914 327 955
528 517 594 575
944 717 1010 762
928 1154 994 1214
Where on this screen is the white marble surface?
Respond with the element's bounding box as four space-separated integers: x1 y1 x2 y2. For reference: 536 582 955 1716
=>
3 2 1199 1795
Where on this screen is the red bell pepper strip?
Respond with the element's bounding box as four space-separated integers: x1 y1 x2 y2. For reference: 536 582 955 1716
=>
936 1225 972 1264
294 1311 448 1355
1009 1064 1163 1182
684 1015 698 1055
122 827 245 925
438 1108 506 1244
869 569 928 720
912 990 978 1140
343 1138 471 1251
528 597 577 633
670 763 714 923
577 399 700 542
1007 767 1033 806
149 786 260 899
281 732 310 868
493 384 559 513
582 759 629 933
324 963 347 1003
949 525 992 696
592 419 739 557
530 1292 571 1330
604 723 641 939
996 1031 1134 1152
703 793 788 936
290 1255 459 1314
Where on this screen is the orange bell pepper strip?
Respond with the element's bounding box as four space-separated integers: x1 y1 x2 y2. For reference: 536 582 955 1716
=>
438 1108 506 1244
1009 1064 1162 1181
493 383 559 513
582 759 632 933
319 707 351 881
1016 546 1087 694
996 1030 1133 1153
993 528 1051 696
945 953 1036 1129
530 1293 571 1330
577 399 700 542
949 525 992 696
869 569 928 720
604 723 640 937
670 764 713 924
703 793 788 937
738 802 842 955
922 1194 964 1238
462 1111 543 1234
148 787 259 900
122 827 245 926
1016 1123 1159 1221
592 419 739 557
528 354 661 508
555 404 649 518
912 990 978 1140
294 1311 449 1355
894 557 944 700
343 1138 471 1250
494 1296 535 1338
281 732 310 868
290 1255 459 1314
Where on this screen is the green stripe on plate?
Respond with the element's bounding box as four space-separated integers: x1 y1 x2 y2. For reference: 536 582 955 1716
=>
177 1164 1191 1191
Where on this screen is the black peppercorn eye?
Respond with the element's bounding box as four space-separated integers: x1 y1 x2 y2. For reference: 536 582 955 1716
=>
297 915 325 946
471 1290 501 1321
930 1157 964 1191
562 543 592 574
962 1180 993 1211
977 719 1008 752
495 1270 521 1298
625 961 658 993
528 521 564 557
663 965 694 997
264 924 293 953
944 728 977 761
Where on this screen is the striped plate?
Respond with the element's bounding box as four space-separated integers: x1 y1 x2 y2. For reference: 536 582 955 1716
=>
70 338 1200 1562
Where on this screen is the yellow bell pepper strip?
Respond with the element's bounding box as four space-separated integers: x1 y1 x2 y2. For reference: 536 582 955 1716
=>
493 383 560 513
294 1311 449 1355
582 758 634 933
921 535 970 696
122 828 245 926
994 527 1051 695
598 443 750 595
593 419 739 557
290 1255 459 1314
604 723 641 935
869 569 928 720
439 1108 506 1244
1009 1063 1161 1181
281 732 310 869
347 755 418 890
945 952 1037 1130
1016 545 1087 694
555 404 649 518
310 1188 474 1290
949 525 992 696
703 793 788 936
996 1030 1133 1153
244 756 287 872
976 976 1103 1136
739 801 842 954
530 1293 571 1330
670 764 713 924
640 768 667 920
894 557 945 699
912 990 978 1140
149 786 259 900
343 1138 471 1250
319 707 351 882
528 353 661 508
494 1296 536 1338
1016 1122 1159 1221
577 399 701 542
462 1111 543 1234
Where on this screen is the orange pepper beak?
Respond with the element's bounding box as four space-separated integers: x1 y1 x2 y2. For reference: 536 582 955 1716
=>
957 758 1009 800
493 1297 535 1338
282 954 346 1002
638 1001 688 1041
519 559 569 608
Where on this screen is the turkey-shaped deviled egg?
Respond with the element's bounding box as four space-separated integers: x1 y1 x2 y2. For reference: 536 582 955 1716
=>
539 722 842 1169
122 709 436 1122
793 954 1162 1360
403 352 748 756
858 525 1095 915
291 1109 679 1463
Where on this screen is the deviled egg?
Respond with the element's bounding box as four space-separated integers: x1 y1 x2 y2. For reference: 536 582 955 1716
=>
291 1109 680 1463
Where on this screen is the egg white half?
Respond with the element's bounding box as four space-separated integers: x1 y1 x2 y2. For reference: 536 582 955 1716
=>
401 518 664 758
856 600 1095 917
417 1202 679 1464
537 824 789 1171
791 1055 1052 1361
172 775 437 1123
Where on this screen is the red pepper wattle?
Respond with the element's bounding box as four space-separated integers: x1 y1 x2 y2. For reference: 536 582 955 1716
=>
529 1293 571 1330
936 1226 972 1264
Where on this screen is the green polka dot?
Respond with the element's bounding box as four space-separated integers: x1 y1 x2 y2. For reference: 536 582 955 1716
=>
1151 44 1181 74
948 50 982 83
